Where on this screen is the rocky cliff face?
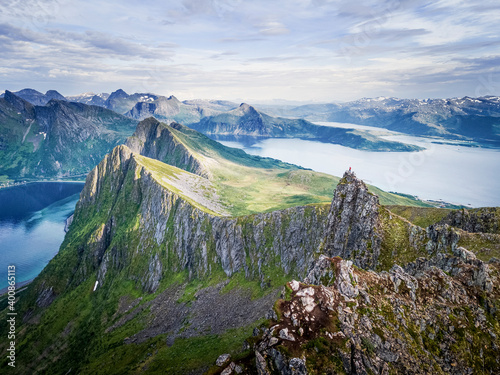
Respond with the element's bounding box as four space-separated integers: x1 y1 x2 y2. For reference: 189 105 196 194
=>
322 170 382 269
125 117 209 178
68 144 330 295
439 207 500 234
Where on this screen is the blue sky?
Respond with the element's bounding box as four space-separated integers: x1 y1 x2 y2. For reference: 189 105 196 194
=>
1 0 499 102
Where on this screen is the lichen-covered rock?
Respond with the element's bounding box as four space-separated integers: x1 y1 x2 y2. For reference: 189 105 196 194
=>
439 207 500 234
229 250 500 374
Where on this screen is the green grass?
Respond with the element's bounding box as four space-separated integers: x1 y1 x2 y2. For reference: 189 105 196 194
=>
129 120 430 217
385 205 451 228
377 208 431 271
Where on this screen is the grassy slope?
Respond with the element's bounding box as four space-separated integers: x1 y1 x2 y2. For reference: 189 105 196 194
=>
161 122 430 215
385 205 452 228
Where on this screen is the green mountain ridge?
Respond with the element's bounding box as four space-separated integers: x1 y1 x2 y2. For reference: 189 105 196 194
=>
0 91 138 182
1 118 498 374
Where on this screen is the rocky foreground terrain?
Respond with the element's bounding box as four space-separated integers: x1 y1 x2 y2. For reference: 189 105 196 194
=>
214 248 499 374
210 173 499 374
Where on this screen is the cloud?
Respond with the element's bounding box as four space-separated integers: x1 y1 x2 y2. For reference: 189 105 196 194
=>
210 51 239 59
257 21 290 36
1 0 499 101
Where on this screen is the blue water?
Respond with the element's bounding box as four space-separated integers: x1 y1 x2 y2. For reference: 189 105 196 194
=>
210 124 500 207
0 182 84 290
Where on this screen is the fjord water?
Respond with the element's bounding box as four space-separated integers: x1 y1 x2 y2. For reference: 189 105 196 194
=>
214 122 500 207
0 182 84 290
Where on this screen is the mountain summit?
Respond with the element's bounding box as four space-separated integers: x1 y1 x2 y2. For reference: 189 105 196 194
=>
323 170 381 269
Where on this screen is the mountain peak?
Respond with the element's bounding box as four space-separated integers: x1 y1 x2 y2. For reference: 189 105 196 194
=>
126 118 208 178
239 102 252 110
235 102 259 115
45 90 66 101
167 95 180 102
108 89 129 99
322 169 381 269
3 90 32 112
16 88 44 96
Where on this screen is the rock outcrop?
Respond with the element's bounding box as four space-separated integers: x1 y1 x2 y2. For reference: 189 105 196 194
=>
222 250 500 374
322 170 382 269
439 207 500 234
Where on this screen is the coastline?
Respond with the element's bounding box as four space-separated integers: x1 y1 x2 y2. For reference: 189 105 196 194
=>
0 177 86 190
0 278 33 296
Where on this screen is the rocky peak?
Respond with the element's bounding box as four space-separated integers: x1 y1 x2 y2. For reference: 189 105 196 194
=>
237 102 258 115
107 88 129 100
125 117 209 177
45 90 66 101
224 250 500 374
2 90 33 113
322 170 381 269
167 95 181 104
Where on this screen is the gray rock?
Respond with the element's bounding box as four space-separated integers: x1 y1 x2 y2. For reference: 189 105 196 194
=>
255 350 270 375
279 328 296 341
322 170 382 270
216 353 231 366
289 358 307 375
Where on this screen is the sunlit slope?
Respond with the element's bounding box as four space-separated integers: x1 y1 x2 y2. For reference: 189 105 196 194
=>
126 118 431 216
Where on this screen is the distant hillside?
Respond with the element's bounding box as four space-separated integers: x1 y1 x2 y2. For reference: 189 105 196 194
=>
0 91 138 181
259 96 500 147
0 88 67 106
125 95 219 124
66 92 109 106
191 103 422 152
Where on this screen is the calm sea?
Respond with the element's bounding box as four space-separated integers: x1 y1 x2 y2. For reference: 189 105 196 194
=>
212 122 500 207
0 182 84 290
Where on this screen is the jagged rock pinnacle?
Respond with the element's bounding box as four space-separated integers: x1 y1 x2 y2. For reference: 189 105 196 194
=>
322 170 381 269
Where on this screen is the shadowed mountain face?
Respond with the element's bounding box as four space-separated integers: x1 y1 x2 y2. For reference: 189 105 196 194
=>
2 117 498 374
0 88 67 106
0 91 138 180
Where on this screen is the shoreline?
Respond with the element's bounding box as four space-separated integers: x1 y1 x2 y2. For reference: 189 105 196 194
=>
0 178 86 190
0 278 33 297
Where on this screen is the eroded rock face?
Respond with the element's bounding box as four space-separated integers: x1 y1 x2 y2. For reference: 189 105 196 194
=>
322 171 382 269
126 118 209 178
225 251 500 374
68 144 329 294
439 207 500 234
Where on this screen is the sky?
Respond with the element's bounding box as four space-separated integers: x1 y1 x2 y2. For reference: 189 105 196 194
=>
1 0 500 102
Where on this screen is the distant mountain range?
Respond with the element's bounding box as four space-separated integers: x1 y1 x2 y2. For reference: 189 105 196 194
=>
259 96 500 146
190 103 422 152
1 88 68 106
0 91 137 181
3 88 499 156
